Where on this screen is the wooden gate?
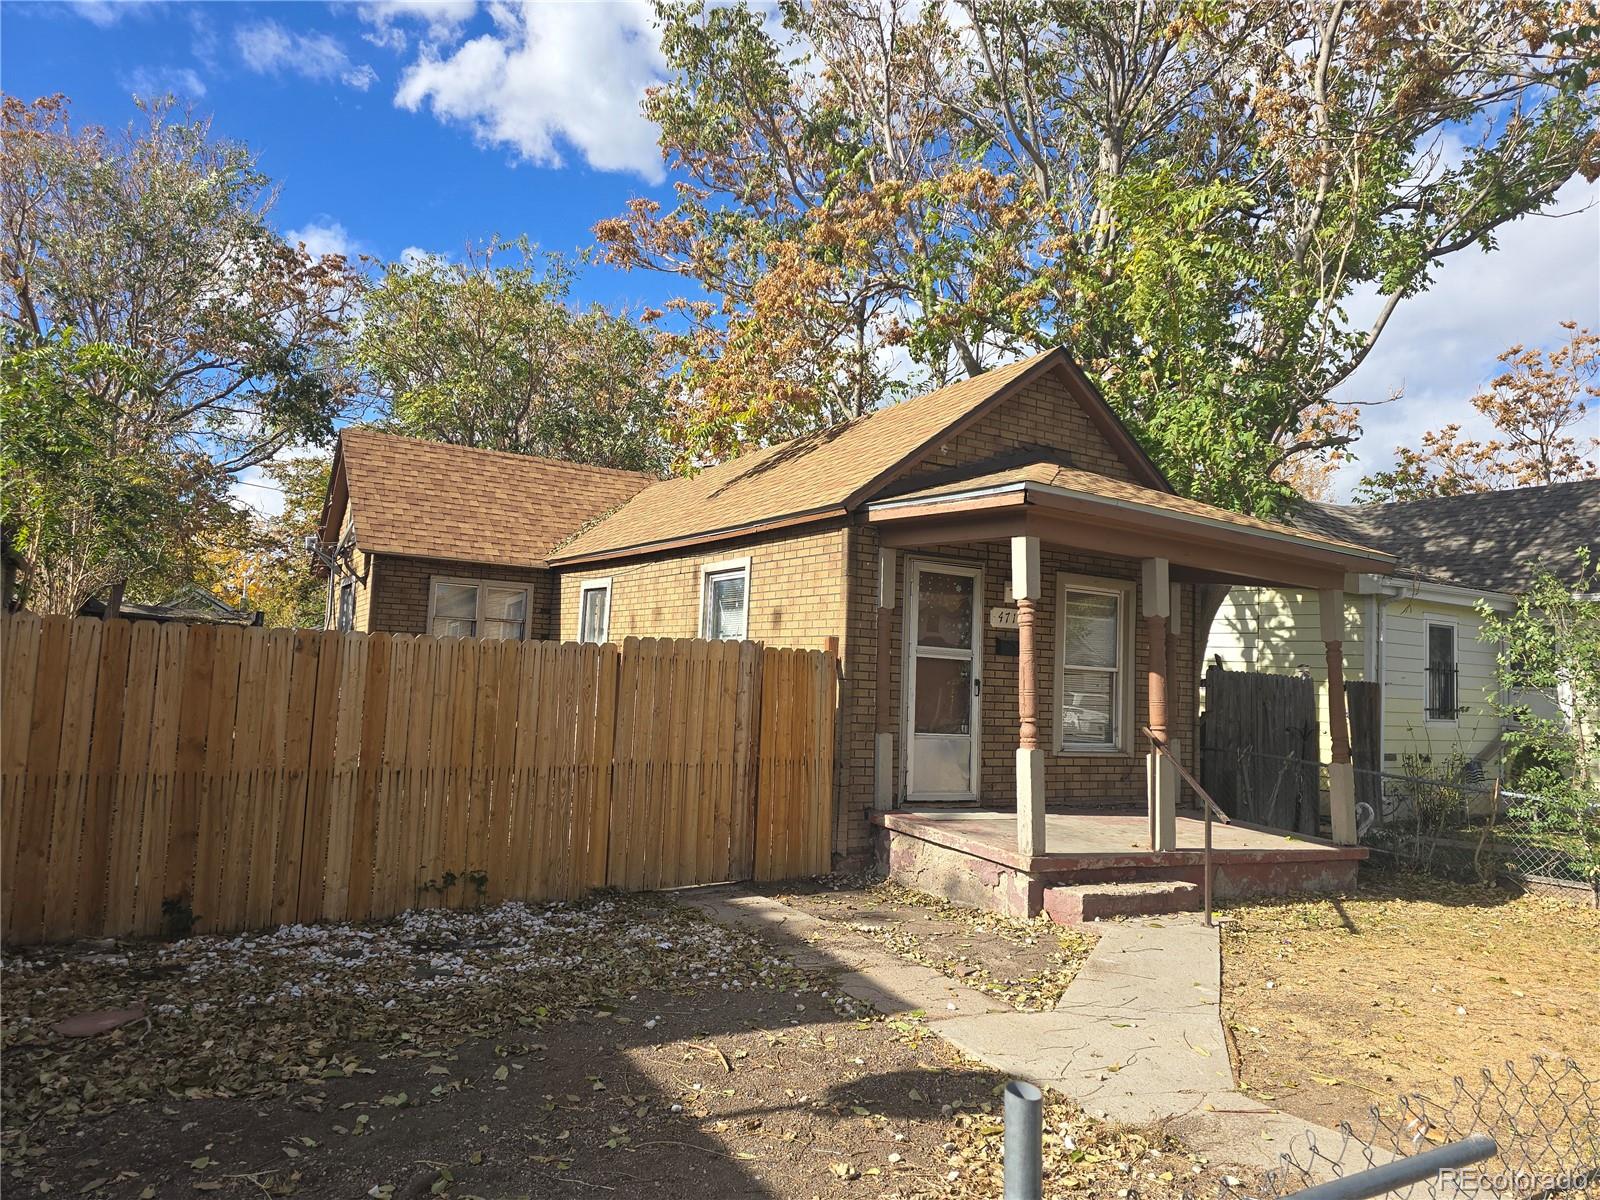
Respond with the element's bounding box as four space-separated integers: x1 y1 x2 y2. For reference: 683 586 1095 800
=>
1200 664 1320 833
1345 679 1382 816
0 618 837 946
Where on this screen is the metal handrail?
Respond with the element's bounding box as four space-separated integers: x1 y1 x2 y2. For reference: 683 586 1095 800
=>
1142 727 1229 927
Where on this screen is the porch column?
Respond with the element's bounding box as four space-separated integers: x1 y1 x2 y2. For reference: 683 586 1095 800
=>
1013 535 1046 857
1142 558 1177 851
874 548 897 811
1321 589 1358 845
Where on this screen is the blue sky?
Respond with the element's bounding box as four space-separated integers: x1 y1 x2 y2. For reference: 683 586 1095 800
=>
5 0 1598 505
3 0 682 312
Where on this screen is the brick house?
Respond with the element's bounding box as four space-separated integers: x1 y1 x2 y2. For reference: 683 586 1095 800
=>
317 351 1394 888
316 429 655 641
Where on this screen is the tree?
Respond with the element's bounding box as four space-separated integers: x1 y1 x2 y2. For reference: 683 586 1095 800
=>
1477 549 1600 880
0 327 237 613
599 0 1598 513
1 94 358 610
355 241 672 473
202 455 332 629
1356 322 1600 501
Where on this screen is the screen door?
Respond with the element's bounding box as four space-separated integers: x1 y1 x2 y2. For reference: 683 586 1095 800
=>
905 562 982 801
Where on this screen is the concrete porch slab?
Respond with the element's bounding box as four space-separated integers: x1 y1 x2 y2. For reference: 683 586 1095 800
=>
877 809 1365 917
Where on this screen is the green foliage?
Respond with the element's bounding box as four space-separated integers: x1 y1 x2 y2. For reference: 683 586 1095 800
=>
605 0 1599 513
1477 550 1600 879
0 326 234 613
356 241 670 473
1 94 358 613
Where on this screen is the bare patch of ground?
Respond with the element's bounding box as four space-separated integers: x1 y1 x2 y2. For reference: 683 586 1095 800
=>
1218 870 1600 1132
3 894 1240 1200
766 876 1097 1012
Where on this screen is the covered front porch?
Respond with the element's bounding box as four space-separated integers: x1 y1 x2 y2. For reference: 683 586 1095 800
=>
874 808 1368 919
860 457 1393 912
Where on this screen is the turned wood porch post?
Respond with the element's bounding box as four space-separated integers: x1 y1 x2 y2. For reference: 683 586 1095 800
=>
874 547 897 811
1321 588 1358 845
1013 535 1046 857
1142 558 1177 851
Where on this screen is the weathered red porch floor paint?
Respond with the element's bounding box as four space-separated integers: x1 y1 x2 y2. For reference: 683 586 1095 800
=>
875 808 1366 919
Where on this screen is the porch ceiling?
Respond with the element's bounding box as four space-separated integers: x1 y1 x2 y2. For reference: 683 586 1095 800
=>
863 468 1394 589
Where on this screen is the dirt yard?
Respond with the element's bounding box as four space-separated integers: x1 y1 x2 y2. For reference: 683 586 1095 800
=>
1219 870 1600 1132
3 893 1235 1200
766 876 1097 1011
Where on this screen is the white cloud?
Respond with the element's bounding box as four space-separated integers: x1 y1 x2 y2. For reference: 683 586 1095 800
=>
69 0 159 27
236 20 377 91
358 0 477 52
120 65 207 98
393 0 667 182
1330 176 1600 499
285 219 361 260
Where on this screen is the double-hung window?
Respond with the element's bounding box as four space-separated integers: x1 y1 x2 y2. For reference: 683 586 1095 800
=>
1056 575 1133 753
578 579 611 644
1425 621 1459 720
700 559 750 641
429 578 529 641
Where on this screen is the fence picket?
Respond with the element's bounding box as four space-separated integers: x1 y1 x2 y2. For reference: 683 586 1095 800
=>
1 617 834 944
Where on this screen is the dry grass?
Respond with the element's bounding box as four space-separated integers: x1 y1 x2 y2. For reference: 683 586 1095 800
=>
1218 870 1600 1132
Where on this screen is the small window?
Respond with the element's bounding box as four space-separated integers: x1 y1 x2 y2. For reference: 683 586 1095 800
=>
1056 574 1133 753
1426 622 1459 720
578 579 611 644
700 560 750 641
336 578 355 632
429 579 529 641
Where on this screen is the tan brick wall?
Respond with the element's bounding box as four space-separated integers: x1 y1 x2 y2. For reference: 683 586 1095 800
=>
555 525 848 650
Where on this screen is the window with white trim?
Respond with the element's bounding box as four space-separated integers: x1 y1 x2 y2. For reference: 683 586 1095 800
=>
578 579 611 644
428 578 530 641
700 559 750 641
1056 575 1133 752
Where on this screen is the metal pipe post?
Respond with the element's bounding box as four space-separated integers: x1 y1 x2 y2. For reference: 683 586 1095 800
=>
1003 1079 1042 1200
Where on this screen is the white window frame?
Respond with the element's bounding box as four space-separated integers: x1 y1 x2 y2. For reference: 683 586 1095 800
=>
698 556 752 641
577 578 612 644
1055 572 1137 755
1424 618 1460 725
426 575 533 641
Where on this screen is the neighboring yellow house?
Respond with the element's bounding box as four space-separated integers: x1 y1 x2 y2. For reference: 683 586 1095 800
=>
1206 481 1600 772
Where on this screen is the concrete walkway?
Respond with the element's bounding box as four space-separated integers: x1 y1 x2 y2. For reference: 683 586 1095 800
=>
684 889 1368 1175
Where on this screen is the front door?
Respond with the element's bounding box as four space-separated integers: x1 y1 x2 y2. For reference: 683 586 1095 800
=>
905 561 983 802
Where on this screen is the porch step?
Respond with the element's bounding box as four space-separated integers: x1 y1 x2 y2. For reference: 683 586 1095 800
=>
1042 878 1202 925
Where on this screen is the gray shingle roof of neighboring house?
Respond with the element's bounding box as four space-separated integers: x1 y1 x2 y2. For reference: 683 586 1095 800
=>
1293 479 1600 594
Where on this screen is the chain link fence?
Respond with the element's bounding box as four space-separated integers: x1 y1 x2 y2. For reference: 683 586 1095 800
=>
1211 1057 1598 1199
1356 765 1598 894
1198 746 1598 897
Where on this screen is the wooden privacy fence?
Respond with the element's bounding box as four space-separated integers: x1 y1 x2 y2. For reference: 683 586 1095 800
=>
0 616 837 946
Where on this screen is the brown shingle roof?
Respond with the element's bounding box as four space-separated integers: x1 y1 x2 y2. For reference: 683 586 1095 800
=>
552 349 1166 562
332 429 657 568
870 460 1390 559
